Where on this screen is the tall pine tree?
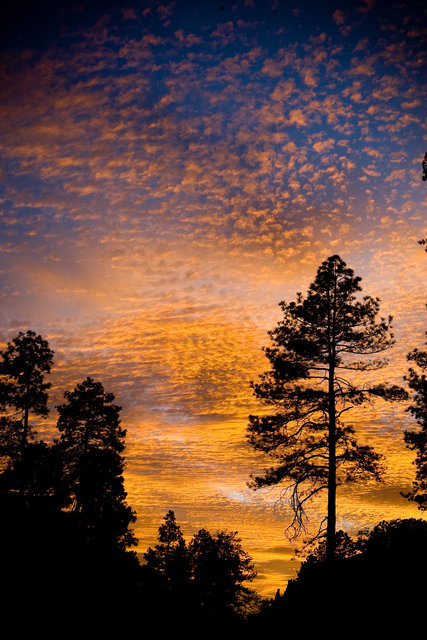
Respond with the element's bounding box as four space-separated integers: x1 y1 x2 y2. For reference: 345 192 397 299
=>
0 330 54 461
56 377 136 550
247 255 406 560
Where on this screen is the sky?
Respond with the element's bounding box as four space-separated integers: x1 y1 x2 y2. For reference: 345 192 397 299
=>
0 0 426 596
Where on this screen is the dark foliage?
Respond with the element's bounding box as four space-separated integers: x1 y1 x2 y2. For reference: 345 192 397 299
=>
403 239 427 508
56 376 137 550
144 510 259 630
0 440 68 509
0 330 54 458
303 529 357 564
0 334 140 631
250 518 427 635
0 478 142 633
189 528 257 620
144 509 191 591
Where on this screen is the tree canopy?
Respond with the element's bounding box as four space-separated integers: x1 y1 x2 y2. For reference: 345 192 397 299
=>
189 528 257 615
144 510 257 624
0 330 54 460
144 509 190 590
403 239 427 508
56 376 137 549
403 348 427 508
247 255 406 560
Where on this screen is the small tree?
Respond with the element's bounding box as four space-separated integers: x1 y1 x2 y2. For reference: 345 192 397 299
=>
0 330 54 459
247 255 406 561
145 512 257 622
56 376 136 549
144 510 190 590
189 529 256 617
356 518 427 557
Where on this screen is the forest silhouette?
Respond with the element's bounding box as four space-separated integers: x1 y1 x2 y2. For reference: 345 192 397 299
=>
0 249 426 634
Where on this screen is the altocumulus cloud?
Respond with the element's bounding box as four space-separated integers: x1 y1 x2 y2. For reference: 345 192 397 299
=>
0 0 426 596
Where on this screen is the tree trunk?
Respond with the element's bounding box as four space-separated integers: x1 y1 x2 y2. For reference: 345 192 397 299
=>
326 268 337 563
326 360 336 564
22 383 30 450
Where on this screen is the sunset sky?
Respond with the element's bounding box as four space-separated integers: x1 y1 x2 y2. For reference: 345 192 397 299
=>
0 0 426 596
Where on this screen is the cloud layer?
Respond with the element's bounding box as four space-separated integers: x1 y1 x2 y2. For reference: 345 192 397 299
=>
0 0 426 595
